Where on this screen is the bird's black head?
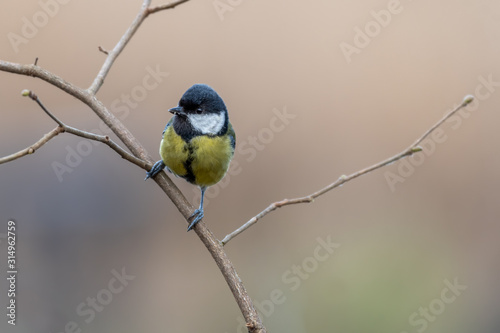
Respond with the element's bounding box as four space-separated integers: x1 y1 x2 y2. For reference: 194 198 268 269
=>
169 84 229 138
171 84 227 116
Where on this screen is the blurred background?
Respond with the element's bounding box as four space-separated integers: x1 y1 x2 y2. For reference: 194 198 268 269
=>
1 0 499 332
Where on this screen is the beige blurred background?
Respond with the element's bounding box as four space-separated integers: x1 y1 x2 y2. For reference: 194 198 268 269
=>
1 0 499 332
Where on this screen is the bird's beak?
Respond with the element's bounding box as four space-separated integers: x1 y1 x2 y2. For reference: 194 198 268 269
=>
169 106 185 117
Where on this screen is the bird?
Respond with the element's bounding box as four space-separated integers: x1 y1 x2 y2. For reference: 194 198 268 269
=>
145 84 235 231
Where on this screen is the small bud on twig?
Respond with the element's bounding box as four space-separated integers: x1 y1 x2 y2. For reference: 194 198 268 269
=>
462 95 474 106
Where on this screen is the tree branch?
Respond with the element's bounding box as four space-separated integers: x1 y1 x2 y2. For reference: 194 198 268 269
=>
88 0 192 95
88 0 151 95
2 90 151 170
0 126 64 165
22 89 64 126
0 61 87 99
147 0 192 14
221 95 475 245
0 60 155 167
64 122 150 169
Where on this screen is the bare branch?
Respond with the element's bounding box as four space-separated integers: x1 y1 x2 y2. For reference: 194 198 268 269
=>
221 95 475 245
0 61 153 164
88 1 151 95
64 125 150 170
0 126 64 165
87 0 191 95
22 89 64 126
191 221 266 332
4 90 150 170
147 0 192 14
411 95 474 148
0 60 88 99
98 46 109 55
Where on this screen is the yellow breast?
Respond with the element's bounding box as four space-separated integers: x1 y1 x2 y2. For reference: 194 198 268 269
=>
190 135 233 187
160 126 189 178
160 126 234 187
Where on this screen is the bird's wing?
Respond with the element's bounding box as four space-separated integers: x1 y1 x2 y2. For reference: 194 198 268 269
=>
227 122 236 151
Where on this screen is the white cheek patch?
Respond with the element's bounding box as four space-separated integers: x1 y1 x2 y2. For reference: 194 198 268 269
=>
188 112 225 135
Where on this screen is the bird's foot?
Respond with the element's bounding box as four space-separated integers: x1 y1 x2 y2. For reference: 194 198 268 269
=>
187 208 204 231
145 160 165 180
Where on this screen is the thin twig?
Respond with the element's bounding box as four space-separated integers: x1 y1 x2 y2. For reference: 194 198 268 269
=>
221 95 475 245
88 0 152 95
64 125 150 170
87 0 191 95
0 126 63 165
0 61 86 98
0 60 155 166
16 90 150 170
411 94 474 147
98 46 109 55
22 90 64 126
147 0 192 14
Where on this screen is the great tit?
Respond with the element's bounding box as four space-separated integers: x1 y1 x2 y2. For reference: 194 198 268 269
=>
145 84 235 231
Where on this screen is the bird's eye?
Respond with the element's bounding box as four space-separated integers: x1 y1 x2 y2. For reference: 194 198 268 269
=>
196 108 203 114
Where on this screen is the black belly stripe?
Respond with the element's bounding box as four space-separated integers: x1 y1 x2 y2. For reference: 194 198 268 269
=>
183 144 196 185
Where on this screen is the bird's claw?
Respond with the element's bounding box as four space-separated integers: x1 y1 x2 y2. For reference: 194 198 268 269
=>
187 209 204 231
145 160 165 180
